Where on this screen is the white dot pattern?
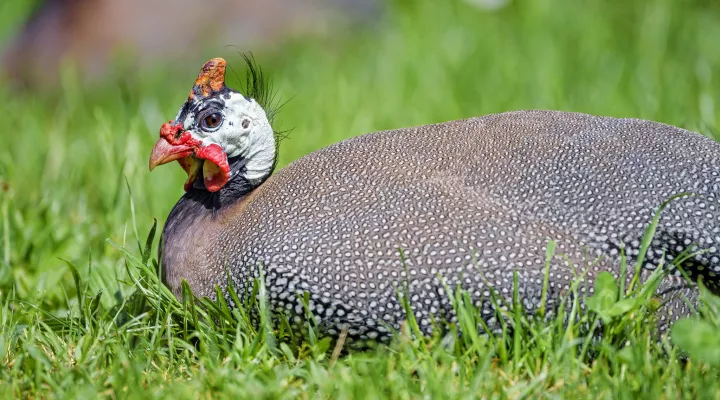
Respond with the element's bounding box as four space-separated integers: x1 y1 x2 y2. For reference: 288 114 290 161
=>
162 110 720 341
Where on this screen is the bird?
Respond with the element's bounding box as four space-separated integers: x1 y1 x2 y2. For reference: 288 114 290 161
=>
149 57 720 342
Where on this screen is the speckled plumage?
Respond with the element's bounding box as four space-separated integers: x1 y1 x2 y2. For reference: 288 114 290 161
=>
160 109 720 341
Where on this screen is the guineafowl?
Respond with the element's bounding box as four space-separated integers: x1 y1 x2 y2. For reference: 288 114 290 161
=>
149 57 718 341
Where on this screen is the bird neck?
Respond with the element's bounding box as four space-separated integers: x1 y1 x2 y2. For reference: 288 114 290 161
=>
184 155 264 212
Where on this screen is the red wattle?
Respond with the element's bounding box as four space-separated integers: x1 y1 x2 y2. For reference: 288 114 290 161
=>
195 143 231 192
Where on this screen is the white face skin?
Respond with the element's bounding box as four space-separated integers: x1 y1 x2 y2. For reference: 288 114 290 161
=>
175 90 276 185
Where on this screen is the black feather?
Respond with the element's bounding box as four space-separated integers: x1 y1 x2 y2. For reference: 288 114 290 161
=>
236 53 291 143
233 52 292 179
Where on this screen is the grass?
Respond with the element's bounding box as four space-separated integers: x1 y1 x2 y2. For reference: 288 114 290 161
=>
2 0 720 397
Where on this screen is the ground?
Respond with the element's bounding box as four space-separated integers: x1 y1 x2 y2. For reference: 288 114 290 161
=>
2 0 720 398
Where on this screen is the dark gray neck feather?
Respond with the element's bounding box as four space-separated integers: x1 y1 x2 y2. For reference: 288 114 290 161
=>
158 156 263 279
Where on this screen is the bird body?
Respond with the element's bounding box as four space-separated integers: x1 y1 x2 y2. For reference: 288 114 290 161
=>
151 58 718 342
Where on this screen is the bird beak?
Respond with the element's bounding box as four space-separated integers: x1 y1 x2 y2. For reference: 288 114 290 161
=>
149 121 231 192
149 122 200 171
149 138 195 171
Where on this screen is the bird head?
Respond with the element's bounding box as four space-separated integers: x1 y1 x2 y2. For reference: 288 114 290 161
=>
149 57 276 192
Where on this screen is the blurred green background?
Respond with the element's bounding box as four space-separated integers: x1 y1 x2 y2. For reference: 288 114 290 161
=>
1 0 719 315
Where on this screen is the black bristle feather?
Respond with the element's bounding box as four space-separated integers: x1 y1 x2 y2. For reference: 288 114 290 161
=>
236 53 291 141
232 52 293 177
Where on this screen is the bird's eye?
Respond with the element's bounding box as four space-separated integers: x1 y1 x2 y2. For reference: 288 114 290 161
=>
201 112 223 131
